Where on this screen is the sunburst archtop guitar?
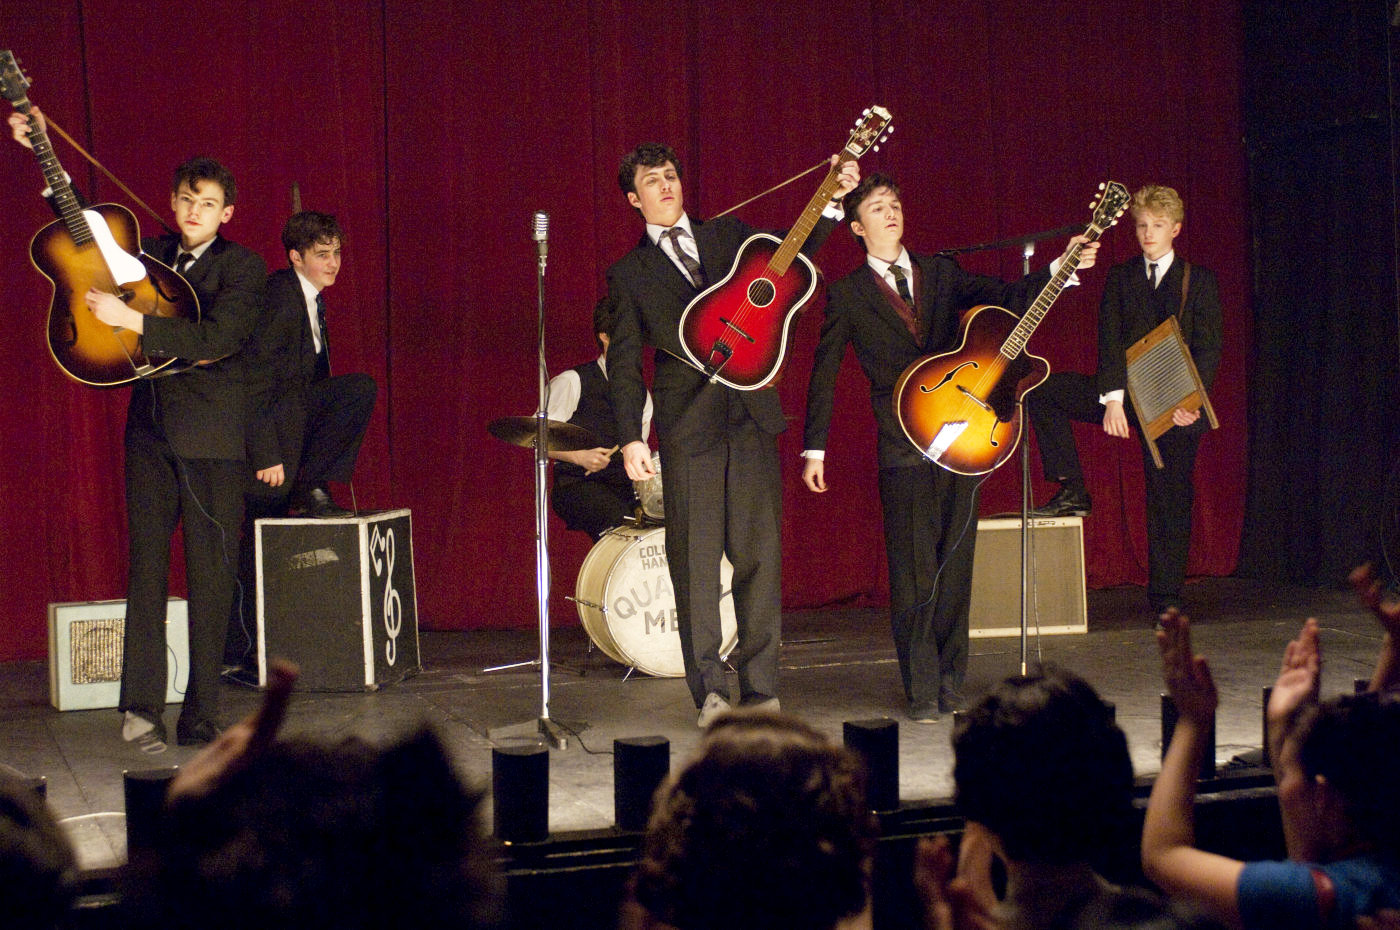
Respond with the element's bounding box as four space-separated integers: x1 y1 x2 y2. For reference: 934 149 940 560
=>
677 106 893 390
0 50 199 387
892 181 1130 475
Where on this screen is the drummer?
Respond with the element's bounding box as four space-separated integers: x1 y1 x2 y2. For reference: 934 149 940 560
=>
546 296 653 539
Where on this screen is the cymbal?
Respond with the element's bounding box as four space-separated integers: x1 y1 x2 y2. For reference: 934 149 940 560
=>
487 416 603 453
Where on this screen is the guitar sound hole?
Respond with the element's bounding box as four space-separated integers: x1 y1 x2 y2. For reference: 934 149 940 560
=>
747 278 776 307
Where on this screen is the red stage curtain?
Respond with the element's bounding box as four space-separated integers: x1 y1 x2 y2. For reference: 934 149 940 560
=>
0 0 1248 659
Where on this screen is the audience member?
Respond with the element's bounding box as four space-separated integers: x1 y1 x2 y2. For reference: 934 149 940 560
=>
0 770 76 930
1142 601 1400 930
124 660 502 929
915 665 1140 930
624 711 878 930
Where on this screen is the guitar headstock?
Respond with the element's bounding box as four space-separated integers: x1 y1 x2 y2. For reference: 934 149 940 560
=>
843 105 893 159
0 50 31 110
1089 181 1131 232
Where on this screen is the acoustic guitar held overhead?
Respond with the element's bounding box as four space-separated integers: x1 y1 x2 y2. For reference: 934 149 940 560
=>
892 181 1130 475
678 105 892 390
0 50 199 387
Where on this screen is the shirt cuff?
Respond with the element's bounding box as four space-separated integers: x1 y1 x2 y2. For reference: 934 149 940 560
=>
41 172 72 199
821 201 844 221
802 449 825 460
1049 256 1080 287
1099 390 1125 405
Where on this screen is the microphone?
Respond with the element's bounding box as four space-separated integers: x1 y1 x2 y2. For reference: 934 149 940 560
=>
532 210 549 273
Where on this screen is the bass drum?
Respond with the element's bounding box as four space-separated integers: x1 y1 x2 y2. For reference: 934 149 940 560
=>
573 525 737 677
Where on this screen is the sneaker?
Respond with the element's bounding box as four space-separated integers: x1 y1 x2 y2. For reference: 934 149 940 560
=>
696 692 732 728
908 703 940 724
122 711 168 754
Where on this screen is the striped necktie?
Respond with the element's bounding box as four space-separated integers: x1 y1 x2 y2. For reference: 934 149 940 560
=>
663 226 705 287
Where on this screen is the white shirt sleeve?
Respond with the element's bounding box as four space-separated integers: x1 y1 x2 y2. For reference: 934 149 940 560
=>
544 369 582 423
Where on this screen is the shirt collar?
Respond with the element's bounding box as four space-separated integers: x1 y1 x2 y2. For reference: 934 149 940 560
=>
178 236 217 262
294 270 322 312
646 213 695 246
1146 250 1175 277
866 246 912 279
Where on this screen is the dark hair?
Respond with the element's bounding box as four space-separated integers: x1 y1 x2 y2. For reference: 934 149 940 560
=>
842 172 900 224
171 157 237 205
618 142 682 196
0 773 76 930
633 712 877 930
282 211 345 259
592 295 615 353
130 728 500 930
1293 690 1400 854
952 665 1134 864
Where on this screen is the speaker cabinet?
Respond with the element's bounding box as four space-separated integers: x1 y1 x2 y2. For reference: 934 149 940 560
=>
47 598 189 710
969 516 1087 637
256 509 421 691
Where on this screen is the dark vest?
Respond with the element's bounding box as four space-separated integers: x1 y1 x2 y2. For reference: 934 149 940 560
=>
555 360 626 485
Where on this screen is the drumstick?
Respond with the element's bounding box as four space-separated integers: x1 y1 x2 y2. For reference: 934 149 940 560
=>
605 445 620 456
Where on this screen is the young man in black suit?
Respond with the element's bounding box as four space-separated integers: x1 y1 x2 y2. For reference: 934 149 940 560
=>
10 108 266 750
802 174 1097 721
607 142 859 726
1027 184 1221 617
244 211 375 517
545 296 652 540
225 212 376 668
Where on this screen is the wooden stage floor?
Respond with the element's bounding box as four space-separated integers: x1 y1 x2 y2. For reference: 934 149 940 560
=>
0 576 1388 870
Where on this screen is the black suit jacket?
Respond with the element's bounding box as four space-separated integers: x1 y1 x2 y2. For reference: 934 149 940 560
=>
1095 255 1222 397
243 267 321 472
607 214 837 452
134 234 266 460
804 252 1051 467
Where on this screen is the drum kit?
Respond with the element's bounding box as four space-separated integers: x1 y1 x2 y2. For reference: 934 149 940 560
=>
488 417 736 678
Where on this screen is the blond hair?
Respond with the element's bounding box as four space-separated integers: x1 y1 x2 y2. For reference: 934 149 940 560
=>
1132 185 1185 224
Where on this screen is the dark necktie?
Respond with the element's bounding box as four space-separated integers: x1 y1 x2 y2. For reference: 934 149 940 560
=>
890 263 915 308
314 293 330 380
1148 261 1158 289
663 226 705 287
175 251 194 275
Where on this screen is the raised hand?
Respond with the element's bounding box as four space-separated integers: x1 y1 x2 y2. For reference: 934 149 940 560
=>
1156 608 1217 725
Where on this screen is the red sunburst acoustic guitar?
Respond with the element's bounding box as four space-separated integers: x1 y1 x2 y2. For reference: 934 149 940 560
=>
892 181 1130 475
678 105 893 390
0 50 199 387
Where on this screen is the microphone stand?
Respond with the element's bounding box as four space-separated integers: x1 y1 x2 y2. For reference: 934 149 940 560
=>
939 224 1074 674
483 216 570 750
1018 241 1036 675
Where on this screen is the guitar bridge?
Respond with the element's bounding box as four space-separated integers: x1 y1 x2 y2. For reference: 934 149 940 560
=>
717 317 755 343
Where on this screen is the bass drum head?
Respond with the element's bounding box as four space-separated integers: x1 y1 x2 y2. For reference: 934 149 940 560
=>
573 525 736 678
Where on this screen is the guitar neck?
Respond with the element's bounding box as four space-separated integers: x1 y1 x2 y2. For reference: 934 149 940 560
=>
14 101 94 247
1000 226 1101 358
768 158 847 276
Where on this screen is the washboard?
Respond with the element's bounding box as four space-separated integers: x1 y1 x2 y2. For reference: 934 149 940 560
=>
1124 315 1218 468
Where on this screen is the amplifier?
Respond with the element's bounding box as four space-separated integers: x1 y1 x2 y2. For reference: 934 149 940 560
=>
47 598 189 710
256 508 421 691
969 516 1087 637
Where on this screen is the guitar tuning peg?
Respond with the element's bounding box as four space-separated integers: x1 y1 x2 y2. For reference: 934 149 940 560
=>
862 107 871 116
873 145 880 152
1098 182 1105 190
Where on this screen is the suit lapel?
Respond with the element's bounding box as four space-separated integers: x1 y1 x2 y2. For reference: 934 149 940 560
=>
851 266 918 348
636 232 698 304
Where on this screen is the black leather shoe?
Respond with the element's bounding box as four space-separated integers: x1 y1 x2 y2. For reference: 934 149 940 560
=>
176 719 224 747
1029 486 1091 518
293 486 352 518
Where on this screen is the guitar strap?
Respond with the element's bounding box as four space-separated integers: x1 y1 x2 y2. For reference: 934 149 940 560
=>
45 116 177 236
